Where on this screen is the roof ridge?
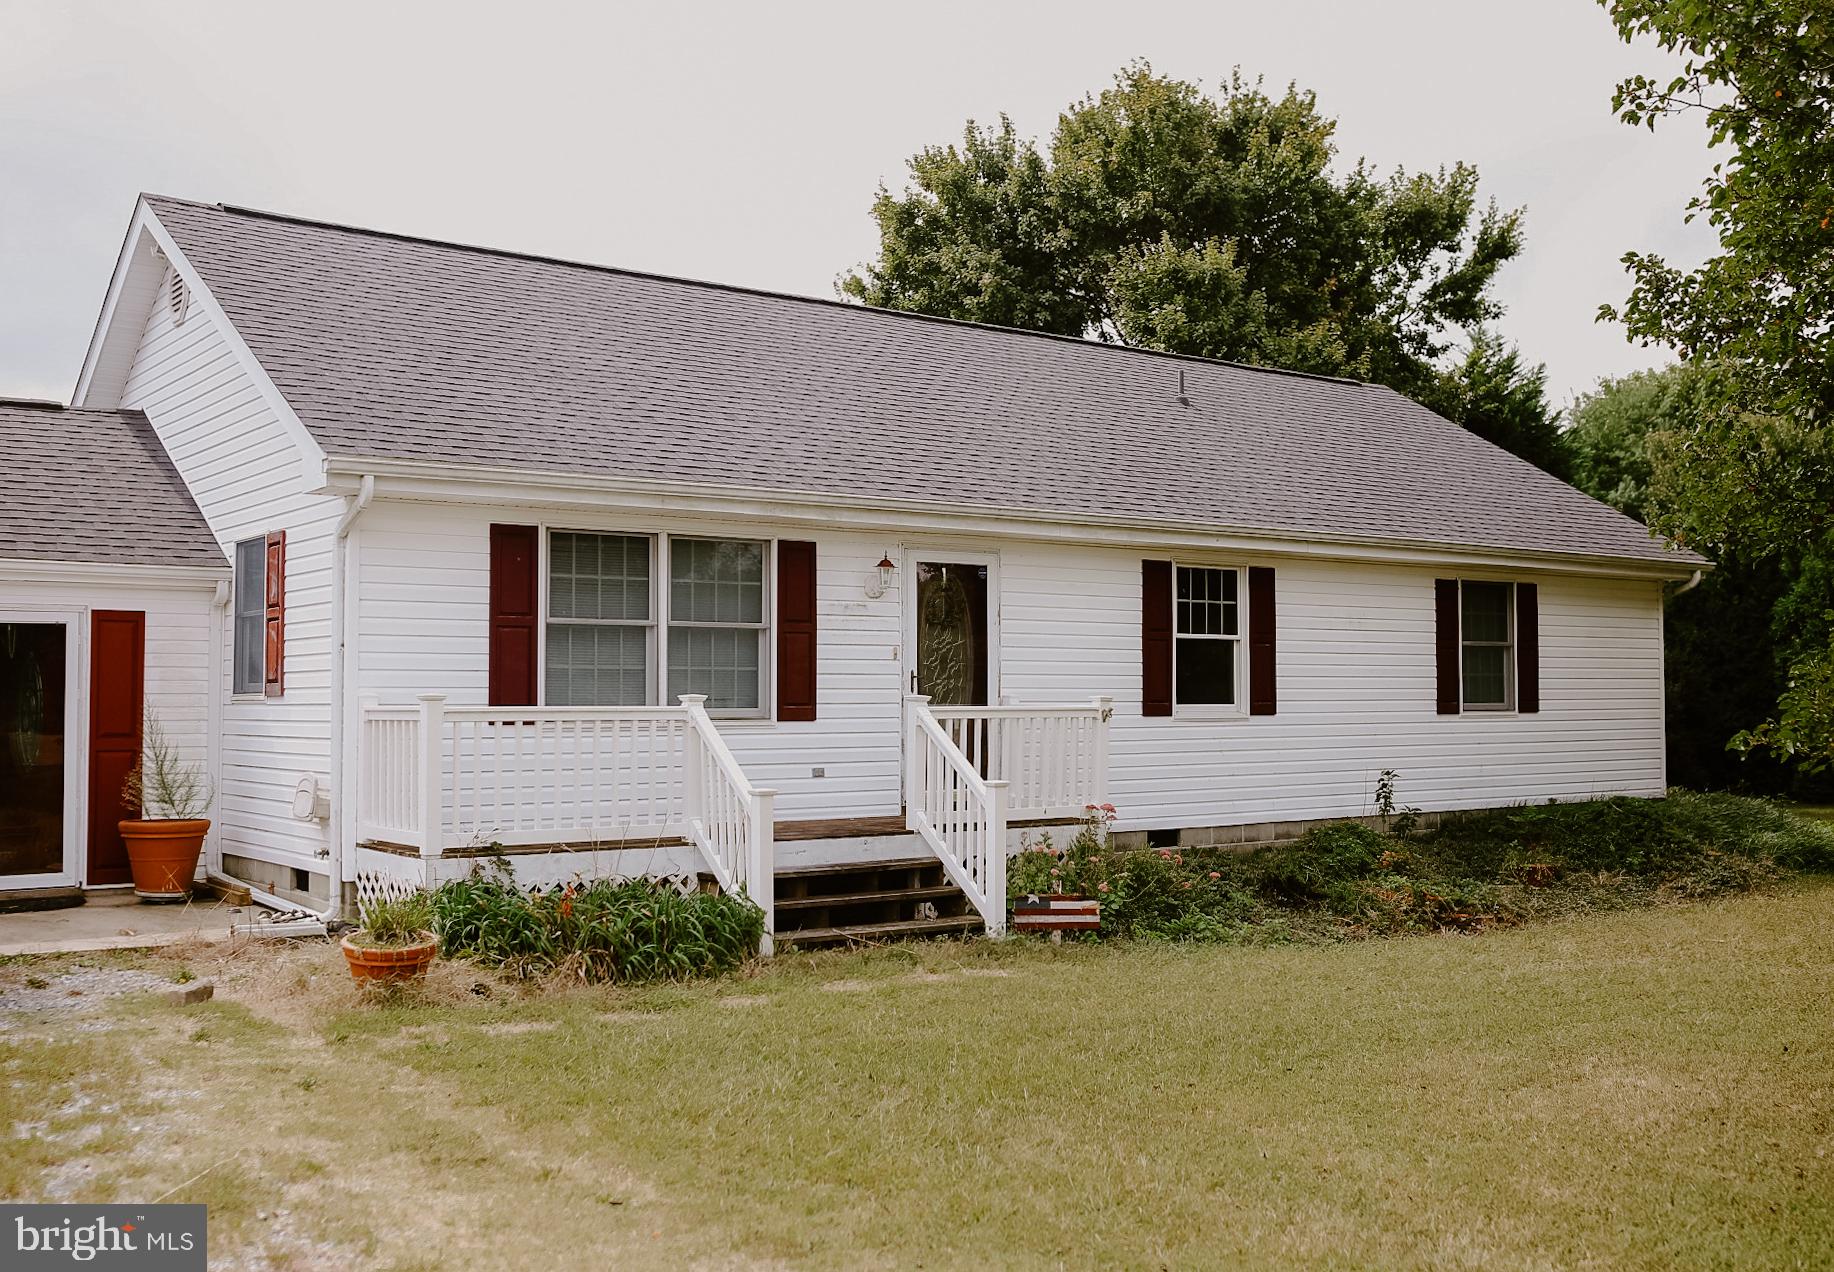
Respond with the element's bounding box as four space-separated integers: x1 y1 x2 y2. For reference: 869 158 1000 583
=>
140 193 1370 390
0 396 68 410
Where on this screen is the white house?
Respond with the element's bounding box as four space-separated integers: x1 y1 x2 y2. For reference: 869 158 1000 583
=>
4 193 1705 942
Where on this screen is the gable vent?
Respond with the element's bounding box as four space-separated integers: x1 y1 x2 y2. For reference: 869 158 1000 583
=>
168 269 190 326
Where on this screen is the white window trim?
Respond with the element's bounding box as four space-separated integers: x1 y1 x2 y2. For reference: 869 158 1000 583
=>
1172 560 1247 720
900 546 1003 705
231 535 267 699
1458 578 1516 713
538 526 774 718
541 529 658 709
663 534 772 720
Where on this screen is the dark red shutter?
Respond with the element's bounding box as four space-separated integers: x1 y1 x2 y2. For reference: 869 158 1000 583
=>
1248 566 1276 715
1435 578 1461 714
89 610 145 885
1142 559 1173 717
489 524 540 707
1516 582 1540 713
263 531 286 697
776 540 818 721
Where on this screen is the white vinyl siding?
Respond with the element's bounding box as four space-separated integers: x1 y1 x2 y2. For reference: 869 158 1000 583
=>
115 275 341 875
354 502 1668 829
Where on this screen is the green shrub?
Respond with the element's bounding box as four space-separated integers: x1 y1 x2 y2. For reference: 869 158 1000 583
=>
430 870 764 984
1253 822 1388 902
1005 791 1834 948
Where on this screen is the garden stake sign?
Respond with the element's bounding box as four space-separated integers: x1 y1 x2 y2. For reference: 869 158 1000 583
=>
1012 894 1102 943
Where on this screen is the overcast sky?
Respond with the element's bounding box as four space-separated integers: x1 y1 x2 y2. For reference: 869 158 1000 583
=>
0 0 1714 408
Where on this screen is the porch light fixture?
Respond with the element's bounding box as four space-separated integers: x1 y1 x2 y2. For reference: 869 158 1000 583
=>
865 554 896 598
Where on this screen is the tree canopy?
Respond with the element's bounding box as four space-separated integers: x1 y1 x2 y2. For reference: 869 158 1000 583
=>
842 64 1540 435
1601 0 1834 770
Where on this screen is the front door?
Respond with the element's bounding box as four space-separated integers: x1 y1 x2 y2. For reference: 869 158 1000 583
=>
906 557 993 706
0 615 80 890
87 611 144 886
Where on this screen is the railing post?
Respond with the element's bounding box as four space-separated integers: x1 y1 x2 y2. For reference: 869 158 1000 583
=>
416 694 445 858
356 695 378 835
985 779 1010 936
679 693 707 839
750 787 776 957
1092 695 1114 806
903 693 931 830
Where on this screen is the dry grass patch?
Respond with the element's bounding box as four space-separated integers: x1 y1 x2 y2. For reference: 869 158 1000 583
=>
2 885 1831 1269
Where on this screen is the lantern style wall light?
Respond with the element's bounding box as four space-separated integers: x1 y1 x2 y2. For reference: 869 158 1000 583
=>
865 554 896 598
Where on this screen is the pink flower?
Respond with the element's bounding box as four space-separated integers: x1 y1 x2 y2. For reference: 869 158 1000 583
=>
1084 803 1098 811
1173 854 1183 865
1100 803 1116 813
1158 849 1172 860
1208 871 1220 880
1097 882 1110 893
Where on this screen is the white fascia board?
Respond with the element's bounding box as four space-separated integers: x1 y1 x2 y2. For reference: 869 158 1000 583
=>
74 199 330 482
0 558 230 590
319 455 1707 582
70 203 149 408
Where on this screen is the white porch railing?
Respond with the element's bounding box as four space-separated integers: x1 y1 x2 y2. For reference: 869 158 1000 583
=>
929 697 1113 819
357 694 775 948
679 694 776 948
904 694 1010 935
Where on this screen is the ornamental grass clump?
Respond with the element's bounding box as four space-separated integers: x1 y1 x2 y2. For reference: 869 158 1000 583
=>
430 864 764 984
351 891 435 950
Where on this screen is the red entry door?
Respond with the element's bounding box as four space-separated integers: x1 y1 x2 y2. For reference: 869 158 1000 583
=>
87 611 144 886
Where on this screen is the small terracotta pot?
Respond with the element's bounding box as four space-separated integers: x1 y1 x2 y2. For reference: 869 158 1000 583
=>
117 818 210 901
341 933 438 985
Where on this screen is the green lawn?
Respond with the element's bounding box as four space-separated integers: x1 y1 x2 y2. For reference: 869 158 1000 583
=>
4 883 1832 1269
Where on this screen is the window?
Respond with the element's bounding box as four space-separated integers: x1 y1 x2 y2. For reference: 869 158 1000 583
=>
540 531 770 714
232 536 265 694
1174 565 1240 709
668 538 767 713
1460 581 1514 709
545 532 654 706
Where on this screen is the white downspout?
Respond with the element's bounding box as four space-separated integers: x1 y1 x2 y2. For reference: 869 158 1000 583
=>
206 579 229 884
1671 568 1704 597
329 475 376 916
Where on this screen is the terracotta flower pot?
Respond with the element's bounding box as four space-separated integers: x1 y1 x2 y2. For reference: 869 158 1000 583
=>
341 933 438 985
117 818 210 901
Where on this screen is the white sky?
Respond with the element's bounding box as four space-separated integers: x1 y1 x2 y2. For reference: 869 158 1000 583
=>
0 0 1714 407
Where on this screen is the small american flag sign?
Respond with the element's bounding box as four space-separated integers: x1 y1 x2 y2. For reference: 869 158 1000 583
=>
1011 894 1102 932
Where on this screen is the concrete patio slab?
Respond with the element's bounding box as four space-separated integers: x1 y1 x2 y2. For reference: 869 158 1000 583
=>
0 892 247 957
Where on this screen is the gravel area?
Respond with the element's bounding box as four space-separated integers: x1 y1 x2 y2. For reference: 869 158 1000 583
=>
0 963 175 1022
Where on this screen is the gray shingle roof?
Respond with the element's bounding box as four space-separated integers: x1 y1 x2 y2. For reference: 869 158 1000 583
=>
145 195 1700 569
0 401 224 569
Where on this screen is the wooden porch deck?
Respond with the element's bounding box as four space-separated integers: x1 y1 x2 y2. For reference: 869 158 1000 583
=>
362 813 1081 858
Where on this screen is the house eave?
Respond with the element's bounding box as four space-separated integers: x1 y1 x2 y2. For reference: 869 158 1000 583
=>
319 454 1706 582
0 557 230 589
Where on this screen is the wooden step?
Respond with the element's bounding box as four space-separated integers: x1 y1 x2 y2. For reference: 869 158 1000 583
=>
778 914 983 947
775 884 965 911
774 856 938 880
